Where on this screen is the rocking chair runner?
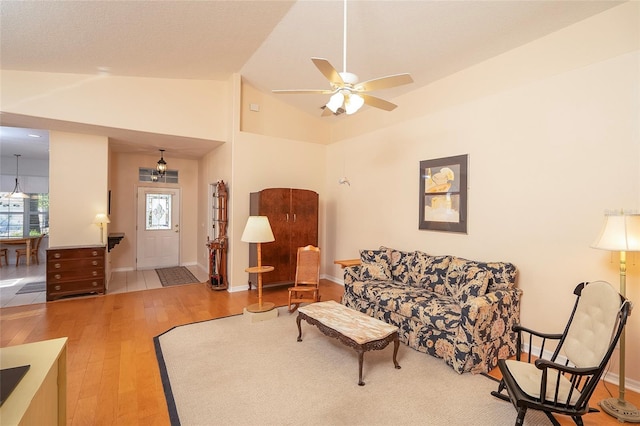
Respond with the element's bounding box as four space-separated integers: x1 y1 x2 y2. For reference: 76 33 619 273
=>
491 281 631 426
288 245 321 313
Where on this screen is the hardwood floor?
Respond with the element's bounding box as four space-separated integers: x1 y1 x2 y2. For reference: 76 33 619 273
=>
1 280 638 425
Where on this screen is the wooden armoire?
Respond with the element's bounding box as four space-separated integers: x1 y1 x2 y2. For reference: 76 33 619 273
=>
249 188 318 286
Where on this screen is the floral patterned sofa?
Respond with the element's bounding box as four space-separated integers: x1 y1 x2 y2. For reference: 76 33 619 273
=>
341 247 522 374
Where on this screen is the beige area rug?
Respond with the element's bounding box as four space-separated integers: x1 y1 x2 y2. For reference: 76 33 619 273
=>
155 266 200 287
154 307 551 426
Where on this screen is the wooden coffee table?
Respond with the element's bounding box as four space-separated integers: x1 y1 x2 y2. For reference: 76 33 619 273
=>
296 300 401 386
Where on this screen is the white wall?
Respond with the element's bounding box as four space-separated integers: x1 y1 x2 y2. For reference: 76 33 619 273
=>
323 3 640 385
48 131 109 247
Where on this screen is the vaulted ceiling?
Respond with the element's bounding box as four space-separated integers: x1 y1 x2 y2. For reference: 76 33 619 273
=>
0 0 623 158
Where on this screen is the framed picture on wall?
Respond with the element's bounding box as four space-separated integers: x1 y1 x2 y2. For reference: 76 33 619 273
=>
419 154 468 233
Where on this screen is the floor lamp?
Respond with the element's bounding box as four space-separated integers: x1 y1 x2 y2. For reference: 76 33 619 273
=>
241 216 275 313
592 210 640 423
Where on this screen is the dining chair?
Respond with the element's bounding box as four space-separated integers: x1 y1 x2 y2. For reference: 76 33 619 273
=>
0 248 8 267
15 234 46 266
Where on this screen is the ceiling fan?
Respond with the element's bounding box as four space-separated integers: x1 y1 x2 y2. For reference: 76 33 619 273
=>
273 0 413 116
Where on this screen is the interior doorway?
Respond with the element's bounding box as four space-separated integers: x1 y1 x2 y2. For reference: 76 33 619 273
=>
136 187 180 269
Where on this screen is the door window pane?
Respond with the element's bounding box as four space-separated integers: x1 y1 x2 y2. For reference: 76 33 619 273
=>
146 193 171 230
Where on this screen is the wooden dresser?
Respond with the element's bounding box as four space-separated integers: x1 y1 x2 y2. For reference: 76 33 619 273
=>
46 245 106 301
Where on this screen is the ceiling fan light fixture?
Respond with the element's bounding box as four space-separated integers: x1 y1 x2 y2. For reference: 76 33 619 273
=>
345 93 364 115
326 92 345 113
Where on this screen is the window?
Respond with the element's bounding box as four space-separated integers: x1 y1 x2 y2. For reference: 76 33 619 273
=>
146 193 172 230
138 168 179 184
0 193 49 237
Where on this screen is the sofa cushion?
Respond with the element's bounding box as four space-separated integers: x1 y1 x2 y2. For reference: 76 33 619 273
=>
359 249 392 281
346 280 461 332
382 247 414 284
453 257 517 291
409 251 451 293
445 257 490 303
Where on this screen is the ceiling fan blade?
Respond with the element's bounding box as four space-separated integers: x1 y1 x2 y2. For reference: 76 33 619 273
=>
311 57 343 86
361 94 398 111
356 73 413 92
272 89 334 95
321 106 334 117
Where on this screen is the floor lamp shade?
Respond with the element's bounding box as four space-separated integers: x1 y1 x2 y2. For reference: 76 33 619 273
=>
592 211 640 423
592 212 640 251
241 216 275 243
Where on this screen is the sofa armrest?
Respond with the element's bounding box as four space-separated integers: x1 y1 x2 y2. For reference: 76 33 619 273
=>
453 288 523 373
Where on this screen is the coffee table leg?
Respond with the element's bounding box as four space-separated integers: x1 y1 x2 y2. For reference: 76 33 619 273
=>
357 348 365 386
393 334 401 369
296 313 303 342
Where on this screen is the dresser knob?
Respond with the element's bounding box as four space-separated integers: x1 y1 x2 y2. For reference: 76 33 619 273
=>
54 285 61 291
92 281 98 287
54 263 61 269
54 253 61 259
92 251 98 256
54 274 61 280
92 271 98 276
92 261 98 266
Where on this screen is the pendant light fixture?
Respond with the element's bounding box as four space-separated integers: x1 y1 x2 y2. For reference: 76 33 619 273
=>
156 149 167 177
4 154 29 199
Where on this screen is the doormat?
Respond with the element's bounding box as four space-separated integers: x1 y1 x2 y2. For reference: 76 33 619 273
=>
155 267 200 287
15 282 46 294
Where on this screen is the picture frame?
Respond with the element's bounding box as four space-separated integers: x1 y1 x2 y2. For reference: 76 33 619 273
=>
419 154 468 233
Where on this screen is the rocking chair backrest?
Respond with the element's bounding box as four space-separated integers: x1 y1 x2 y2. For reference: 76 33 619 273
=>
561 280 625 368
295 245 320 286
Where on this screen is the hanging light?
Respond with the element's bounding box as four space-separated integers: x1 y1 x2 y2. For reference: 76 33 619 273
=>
344 93 364 115
326 92 345 113
156 149 167 177
3 154 29 199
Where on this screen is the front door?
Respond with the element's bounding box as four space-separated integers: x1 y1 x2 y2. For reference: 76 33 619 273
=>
136 187 180 269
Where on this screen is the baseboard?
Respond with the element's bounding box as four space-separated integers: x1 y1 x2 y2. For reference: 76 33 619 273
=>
524 343 640 393
322 273 344 285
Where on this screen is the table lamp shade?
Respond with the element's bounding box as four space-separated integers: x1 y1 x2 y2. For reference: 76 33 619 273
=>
592 213 640 252
241 216 274 243
93 213 111 225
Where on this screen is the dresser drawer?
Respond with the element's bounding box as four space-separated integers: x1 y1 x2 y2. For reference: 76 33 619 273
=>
48 258 103 270
47 248 104 261
48 268 104 282
47 279 105 301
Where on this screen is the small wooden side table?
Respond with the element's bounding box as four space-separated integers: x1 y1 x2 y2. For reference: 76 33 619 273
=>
245 265 275 312
334 259 361 269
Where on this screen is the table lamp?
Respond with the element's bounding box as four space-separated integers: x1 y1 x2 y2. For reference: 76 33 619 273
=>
93 213 110 245
592 210 640 423
241 216 275 313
